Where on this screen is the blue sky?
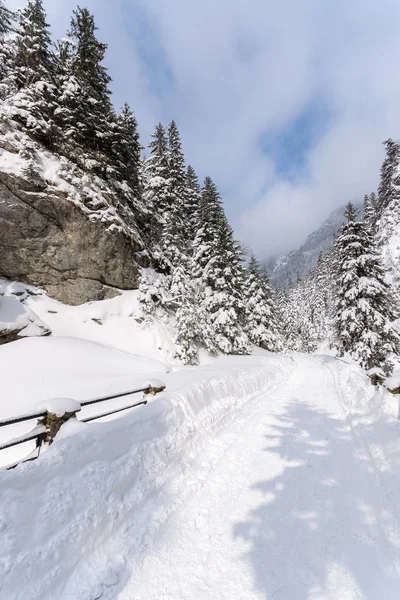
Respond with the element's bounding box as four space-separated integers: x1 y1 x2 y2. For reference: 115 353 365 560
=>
7 0 400 258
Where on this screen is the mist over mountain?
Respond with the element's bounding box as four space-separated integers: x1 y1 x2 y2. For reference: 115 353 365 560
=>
267 202 363 288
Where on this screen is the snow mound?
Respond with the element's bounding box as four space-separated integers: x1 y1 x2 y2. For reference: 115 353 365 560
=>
0 294 50 342
0 336 168 420
385 370 400 391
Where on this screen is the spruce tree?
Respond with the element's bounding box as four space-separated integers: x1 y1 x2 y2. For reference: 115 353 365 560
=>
175 298 199 365
9 0 56 145
109 103 142 195
377 139 400 219
55 7 113 158
194 177 250 355
363 193 376 235
334 202 399 370
186 165 201 246
13 0 54 89
144 123 170 223
161 120 188 265
244 255 282 351
0 0 11 36
0 1 14 98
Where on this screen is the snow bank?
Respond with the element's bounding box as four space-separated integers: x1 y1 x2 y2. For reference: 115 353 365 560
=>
0 336 168 420
385 370 400 391
0 354 293 600
0 294 49 341
0 336 169 467
22 285 179 365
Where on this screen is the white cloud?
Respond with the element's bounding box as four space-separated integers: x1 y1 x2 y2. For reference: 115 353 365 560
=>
7 0 400 258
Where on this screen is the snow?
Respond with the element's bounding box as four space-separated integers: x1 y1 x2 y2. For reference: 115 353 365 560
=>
0 294 48 338
385 370 400 391
366 366 386 378
0 351 400 599
0 282 400 598
0 335 168 467
21 286 179 364
35 398 81 417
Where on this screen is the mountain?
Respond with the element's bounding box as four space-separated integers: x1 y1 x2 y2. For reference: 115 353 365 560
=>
267 202 363 288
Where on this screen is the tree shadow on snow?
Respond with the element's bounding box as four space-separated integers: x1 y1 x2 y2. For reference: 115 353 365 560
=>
233 401 400 600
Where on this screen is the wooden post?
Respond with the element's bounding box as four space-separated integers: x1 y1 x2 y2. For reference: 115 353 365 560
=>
146 384 166 396
37 399 81 444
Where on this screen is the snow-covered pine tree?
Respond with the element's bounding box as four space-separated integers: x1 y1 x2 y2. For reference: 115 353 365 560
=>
143 123 170 240
363 193 376 235
334 202 400 370
12 0 54 89
0 0 11 35
175 296 199 365
9 0 56 146
109 103 142 197
170 265 199 365
0 0 15 99
185 165 201 247
161 120 188 265
194 177 250 355
55 7 113 164
280 286 302 351
377 139 400 220
244 255 282 351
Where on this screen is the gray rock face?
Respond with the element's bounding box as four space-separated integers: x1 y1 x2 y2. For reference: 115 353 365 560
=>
0 171 141 304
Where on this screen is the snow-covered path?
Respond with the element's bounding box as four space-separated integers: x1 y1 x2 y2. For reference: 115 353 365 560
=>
115 355 400 600
2 353 400 600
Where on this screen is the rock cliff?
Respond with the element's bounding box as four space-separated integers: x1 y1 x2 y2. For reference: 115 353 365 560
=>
0 123 144 304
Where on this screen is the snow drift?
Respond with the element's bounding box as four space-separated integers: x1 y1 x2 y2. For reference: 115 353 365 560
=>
0 354 293 600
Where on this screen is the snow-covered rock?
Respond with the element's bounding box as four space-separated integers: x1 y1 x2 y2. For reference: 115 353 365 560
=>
0 293 50 344
0 122 146 304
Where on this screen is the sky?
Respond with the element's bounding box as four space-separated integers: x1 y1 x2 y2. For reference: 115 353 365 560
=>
7 0 400 259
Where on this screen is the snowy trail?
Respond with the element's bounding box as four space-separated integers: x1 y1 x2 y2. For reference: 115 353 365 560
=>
2 353 400 600
112 355 400 600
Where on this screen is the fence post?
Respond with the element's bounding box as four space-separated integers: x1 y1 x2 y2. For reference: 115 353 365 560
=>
146 383 166 396
36 399 81 444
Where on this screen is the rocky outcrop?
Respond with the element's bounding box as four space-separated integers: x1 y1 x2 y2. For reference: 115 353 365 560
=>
0 170 142 305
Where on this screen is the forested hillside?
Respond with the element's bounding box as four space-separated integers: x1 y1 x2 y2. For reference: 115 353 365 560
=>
0 0 399 373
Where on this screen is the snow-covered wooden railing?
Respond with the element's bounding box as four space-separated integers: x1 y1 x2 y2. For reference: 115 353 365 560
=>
0 381 166 470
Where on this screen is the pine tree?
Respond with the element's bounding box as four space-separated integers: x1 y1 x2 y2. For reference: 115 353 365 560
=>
0 0 11 36
186 165 201 246
280 286 302 351
0 1 14 98
363 193 376 235
162 120 188 265
194 177 250 355
244 255 282 350
9 0 56 145
377 139 400 219
334 202 399 370
13 0 54 89
175 298 199 365
55 7 113 159
109 103 142 195
144 123 170 227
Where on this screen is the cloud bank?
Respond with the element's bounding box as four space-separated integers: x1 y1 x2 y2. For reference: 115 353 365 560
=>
7 0 400 258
